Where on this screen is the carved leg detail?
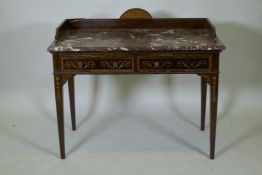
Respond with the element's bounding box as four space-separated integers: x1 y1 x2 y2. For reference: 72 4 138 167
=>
201 76 207 131
68 77 76 131
210 75 219 159
54 75 66 159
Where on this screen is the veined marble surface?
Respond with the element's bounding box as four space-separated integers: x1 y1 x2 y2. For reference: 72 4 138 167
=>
48 28 225 52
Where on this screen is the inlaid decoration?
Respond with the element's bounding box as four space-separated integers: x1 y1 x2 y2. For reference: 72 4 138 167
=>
176 59 208 69
62 59 132 71
140 58 209 69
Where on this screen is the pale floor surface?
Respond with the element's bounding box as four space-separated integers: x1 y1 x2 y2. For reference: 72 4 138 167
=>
0 86 262 175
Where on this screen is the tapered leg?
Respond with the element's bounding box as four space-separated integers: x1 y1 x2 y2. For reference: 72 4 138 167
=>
210 75 219 159
54 76 66 159
201 77 207 131
68 77 76 131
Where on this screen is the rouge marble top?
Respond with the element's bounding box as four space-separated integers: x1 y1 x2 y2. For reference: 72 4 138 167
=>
48 28 225 53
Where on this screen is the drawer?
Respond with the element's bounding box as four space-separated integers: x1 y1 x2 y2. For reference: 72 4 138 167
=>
60 54 135 73
137 53 211 72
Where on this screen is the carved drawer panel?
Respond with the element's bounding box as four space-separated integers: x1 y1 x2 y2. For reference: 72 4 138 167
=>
137 53 211 72
60 54 134 73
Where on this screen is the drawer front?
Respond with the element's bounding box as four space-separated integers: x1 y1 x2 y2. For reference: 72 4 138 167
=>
60 54 134 73
137 53 211 72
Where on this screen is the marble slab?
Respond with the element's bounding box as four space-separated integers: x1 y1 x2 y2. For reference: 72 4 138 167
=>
48 28 225 52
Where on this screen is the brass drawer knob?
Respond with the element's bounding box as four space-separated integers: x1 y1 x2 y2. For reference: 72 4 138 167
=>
112 62 119 68
78 61 84 68
154 61 160 68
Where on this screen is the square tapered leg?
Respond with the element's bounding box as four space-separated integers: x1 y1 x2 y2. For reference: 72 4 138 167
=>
68 77 76 131
54 75 66 159
201 76 207 131
210 75 218 159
